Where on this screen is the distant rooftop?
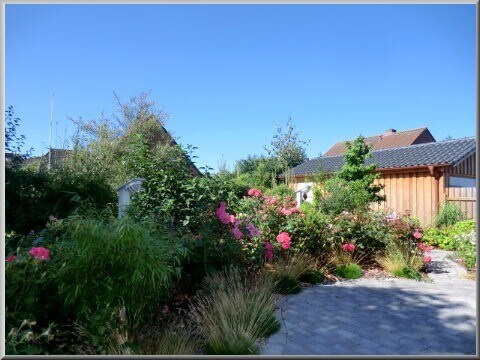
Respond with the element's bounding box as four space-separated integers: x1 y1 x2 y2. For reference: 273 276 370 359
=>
324 127 436 156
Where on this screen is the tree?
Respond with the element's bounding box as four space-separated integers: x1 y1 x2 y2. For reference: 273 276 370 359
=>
337 136 385 203
5 106 31 166
65 91 194 188
264 116 309 170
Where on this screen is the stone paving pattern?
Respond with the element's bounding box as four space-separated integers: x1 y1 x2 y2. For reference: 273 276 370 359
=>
261 250 476 355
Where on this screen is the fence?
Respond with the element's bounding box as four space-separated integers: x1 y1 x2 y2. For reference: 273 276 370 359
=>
445 187 476 221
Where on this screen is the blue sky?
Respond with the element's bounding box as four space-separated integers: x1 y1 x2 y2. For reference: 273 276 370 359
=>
6 4 476 171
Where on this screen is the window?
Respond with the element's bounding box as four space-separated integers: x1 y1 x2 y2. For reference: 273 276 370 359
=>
449 176 476 188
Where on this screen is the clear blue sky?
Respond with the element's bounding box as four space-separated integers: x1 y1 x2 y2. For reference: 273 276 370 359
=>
6 4 476 172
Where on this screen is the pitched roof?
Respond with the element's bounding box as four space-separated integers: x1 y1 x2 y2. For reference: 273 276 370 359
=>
324 127 435 156
287 137 476 176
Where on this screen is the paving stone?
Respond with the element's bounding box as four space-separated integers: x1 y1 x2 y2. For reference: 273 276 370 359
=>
259 249 476 355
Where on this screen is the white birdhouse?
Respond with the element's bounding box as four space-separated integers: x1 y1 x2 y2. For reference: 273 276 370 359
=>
116 178 145 218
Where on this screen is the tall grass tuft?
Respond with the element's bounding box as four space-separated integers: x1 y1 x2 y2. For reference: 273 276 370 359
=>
266 252 317 294
58 215 188 326
377 241 424 279
191 268 279 355
141 324 198 355
435 203 464 228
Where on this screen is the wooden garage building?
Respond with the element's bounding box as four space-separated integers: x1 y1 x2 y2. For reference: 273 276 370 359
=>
287 136 476 226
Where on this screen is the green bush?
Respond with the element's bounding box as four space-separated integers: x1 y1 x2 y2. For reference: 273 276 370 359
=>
264 184 295 199
192 269 279 355
334 263 362 279
435 203 464 228
392 267 421 280
314 178 375 216
299 269 324 284
57 215 188 327
423 220 476 250
5 166 115 236
454 231 476 269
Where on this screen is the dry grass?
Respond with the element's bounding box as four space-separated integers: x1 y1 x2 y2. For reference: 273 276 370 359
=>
377 242 424 279
191 268 279 355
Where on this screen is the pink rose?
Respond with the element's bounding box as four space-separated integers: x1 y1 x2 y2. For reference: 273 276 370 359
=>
265 242 274 260
423 256 432 263
342 243 355 252
417 242 425 251
276 232 291 250
413 231 423 239
28 247 50 261
5 255 16 262
280 208 292 216
248 188 262 197
216 201 233 224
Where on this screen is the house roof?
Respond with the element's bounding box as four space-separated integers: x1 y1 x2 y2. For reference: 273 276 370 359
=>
287 137 476 176
324 127 436 156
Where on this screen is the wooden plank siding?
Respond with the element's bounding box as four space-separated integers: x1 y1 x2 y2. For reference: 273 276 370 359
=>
370 171 437 225
446 186 477 221
451 151 476 177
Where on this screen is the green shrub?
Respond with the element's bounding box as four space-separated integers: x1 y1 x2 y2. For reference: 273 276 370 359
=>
57 215 188 327
334 263 362 279
392 267 421 280
423 220 476 250
314 178 375 216
285 205 332 259
5 167 115 236
192 269 279 355
5 237 64 335
299 269 324 284
264 184 295 199
435 203 464 228
454 231 476 269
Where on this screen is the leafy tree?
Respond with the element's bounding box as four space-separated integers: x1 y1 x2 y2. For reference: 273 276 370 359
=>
264 116 309 170
5 106 31 167
65 91 196 188
337 136 385 203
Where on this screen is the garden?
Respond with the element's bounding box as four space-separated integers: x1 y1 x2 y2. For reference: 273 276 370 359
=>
4 96 477 355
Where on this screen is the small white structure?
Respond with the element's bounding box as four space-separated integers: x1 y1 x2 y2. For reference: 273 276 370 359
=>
116 178 145 218
295 182 314 207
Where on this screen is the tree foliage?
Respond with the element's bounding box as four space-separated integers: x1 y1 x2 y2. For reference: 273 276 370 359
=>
337 136 384 203
264 116 309 170
65 91 186 188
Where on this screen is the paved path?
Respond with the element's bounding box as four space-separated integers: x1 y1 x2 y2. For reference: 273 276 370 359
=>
261 250 476 355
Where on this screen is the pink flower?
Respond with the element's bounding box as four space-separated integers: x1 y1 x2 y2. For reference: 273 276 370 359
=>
28 247 50 261
423 256 432 263
425 245 432 253
216 201 233 224
265 242 274 260
280 208 292 216
264 196 277 205
413 231 423 239
342 243 355 252
5 255 16 262
417 242 426 251
276 232 291 250
230 214 236 224
248 188 262 197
